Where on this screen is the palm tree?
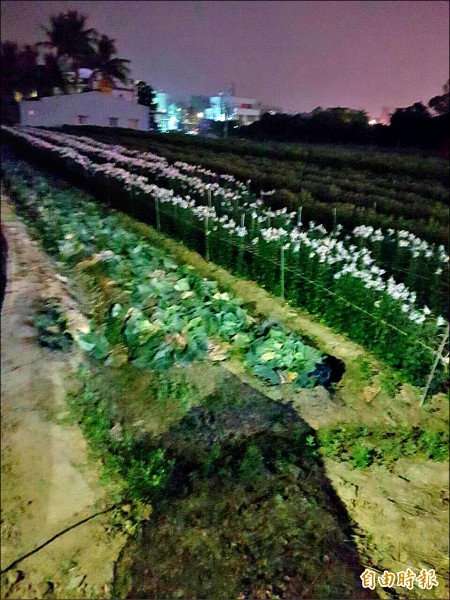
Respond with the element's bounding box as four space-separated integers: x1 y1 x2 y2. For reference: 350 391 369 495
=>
89 35 131 90
39 10 97 92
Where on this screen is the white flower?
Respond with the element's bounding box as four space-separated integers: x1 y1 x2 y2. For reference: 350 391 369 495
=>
437 316 447 328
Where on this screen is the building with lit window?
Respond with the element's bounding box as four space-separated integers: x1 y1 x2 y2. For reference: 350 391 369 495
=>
204 93 261 126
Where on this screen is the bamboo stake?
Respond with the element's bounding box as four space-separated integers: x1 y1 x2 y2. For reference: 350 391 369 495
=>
420 323 449 406
205 217 210 262
155 197 161 231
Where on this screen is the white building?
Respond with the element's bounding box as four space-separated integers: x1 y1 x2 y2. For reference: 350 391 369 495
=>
19 91 149 130
204 94 261 126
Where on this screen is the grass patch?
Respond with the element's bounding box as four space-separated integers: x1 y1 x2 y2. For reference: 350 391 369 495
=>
318 424 449 468
66 366 173 503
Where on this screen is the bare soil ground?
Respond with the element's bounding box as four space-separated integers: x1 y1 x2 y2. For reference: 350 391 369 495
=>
1 198 125 599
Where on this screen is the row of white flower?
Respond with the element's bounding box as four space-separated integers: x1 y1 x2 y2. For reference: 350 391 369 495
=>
352 224 448 267
3 125 446 329
26 127 448 270
23 127 252 202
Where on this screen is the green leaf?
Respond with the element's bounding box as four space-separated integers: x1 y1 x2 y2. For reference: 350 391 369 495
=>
232 332 253 348
253 364 280 385
111 303 122 318
76 337 96 352
174 278 191 292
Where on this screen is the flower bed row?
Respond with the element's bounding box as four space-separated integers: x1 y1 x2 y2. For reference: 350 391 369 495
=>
2 127 448 387
17 127 450 284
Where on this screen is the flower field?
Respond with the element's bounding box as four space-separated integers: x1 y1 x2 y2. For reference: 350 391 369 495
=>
1 145 331 390
56 125 450 246
2 125 448 389
2 130 449 600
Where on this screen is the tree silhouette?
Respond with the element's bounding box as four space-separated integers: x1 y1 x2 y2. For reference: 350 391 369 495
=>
1 41 41 121
39 10 98 92
136 81 158 130
88 35 131 89
428 80 450 115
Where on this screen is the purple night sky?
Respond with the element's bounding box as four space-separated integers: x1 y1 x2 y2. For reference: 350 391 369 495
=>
1 0 448 118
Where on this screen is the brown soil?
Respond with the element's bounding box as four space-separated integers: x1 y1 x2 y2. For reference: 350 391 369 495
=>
1 198 125 600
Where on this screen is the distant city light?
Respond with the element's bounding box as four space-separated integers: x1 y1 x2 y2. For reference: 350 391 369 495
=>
368 119 377 126
168 115 178 130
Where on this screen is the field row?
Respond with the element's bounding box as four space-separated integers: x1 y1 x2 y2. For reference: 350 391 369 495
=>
58 126 449 247
10 126 449 314
2 148 333 389
5 150 408 600
1 126 448 388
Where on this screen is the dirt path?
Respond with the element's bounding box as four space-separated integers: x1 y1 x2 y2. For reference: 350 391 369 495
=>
1 198 125 600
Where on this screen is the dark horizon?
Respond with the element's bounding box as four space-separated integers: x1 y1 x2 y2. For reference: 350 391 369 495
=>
1 0 448 118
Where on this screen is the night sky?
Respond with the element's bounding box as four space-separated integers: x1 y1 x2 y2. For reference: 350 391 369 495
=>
1 0 448 118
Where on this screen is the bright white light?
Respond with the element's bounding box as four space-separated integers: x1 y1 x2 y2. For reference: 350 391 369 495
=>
197 112 204 118
368 119 377 126
168 116 178 130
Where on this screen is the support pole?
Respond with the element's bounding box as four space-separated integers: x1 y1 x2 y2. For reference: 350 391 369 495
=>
420 323 449 406
155 197 161 231
205 217 210 262
280 244 285 300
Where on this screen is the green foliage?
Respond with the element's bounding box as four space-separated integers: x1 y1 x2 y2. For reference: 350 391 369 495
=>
67 371 170 501
33 298 73 351
76 328 110 360
245 328 323 387
351 444 372 468
2 154 328 388
2 138 447 391
238 442 265 482
379 369 402 398
318 424 449 468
